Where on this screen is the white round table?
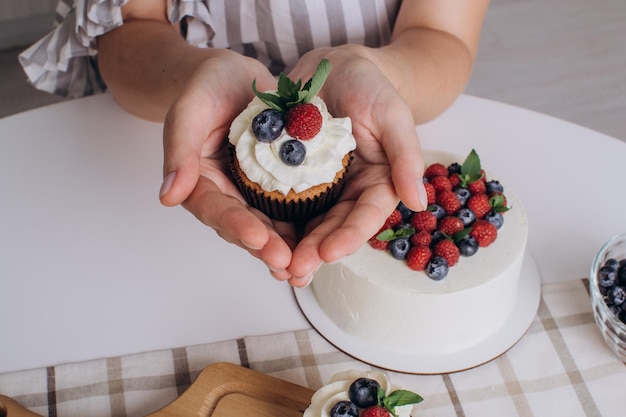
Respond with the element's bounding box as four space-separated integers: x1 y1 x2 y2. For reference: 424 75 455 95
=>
1 93 624 374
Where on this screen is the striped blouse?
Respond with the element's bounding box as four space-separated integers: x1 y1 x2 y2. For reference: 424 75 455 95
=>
18 0 402 98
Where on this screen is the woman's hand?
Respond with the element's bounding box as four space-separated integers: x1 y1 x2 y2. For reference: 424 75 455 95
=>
98 15 300 280
97 0 487 287
283 47 428 287
159 50 298 280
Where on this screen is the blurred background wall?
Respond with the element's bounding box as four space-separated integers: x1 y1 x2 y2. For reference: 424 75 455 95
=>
0 0 57 49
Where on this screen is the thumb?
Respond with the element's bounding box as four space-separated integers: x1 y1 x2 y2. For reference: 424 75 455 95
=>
380 114 428 212
159 103 204 207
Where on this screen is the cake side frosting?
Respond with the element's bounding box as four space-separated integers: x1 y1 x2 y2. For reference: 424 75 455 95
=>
311 150 529 356
228 95 356 195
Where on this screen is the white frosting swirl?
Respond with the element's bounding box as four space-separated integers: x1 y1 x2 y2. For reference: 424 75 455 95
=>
229 95 356 195
303 370 414 417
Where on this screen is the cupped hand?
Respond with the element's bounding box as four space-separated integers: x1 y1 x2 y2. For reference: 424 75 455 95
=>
285 47 428 287
158 50 297 280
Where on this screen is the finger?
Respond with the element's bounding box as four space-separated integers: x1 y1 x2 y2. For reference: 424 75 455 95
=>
160 94 215 207
218 225 294 282
288 230 327 288
288 207 348 279
318 183 398 263
187 175 297 279
271 218 300 252
379 109 427 212
256 213 298 280
270 268 293 281
159 61 264 207
287 264 319 288
184 175 271 251
286 55 327 86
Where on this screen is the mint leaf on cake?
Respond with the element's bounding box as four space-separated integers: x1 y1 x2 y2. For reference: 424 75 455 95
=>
252 58 331 112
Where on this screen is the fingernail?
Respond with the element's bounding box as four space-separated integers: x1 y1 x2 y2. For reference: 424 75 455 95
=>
295 261 323 282
242 240 264 251
159 171 176 199
269 267 291 281
295 270 315 282
417 178 428 209
265 262 284 273
294 271 315 287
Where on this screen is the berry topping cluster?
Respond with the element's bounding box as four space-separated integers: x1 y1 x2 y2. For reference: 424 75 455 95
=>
596 258 626 324
250 59 331 165
330 378 423 417
368 149 510 281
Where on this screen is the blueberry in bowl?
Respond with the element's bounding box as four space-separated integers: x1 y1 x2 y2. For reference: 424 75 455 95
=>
590 233 626 362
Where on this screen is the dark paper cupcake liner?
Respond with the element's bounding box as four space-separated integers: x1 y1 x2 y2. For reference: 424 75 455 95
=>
229 146 352 222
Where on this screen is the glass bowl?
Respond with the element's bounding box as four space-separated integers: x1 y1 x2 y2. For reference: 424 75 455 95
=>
590 233 626 362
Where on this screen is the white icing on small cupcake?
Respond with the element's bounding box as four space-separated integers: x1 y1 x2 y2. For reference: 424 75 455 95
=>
303 370 422 417
229 95 356 195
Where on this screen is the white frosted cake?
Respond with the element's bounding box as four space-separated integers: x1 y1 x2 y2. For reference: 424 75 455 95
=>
310 150 529 356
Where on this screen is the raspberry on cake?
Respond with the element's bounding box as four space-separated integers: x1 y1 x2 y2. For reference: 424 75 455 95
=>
310 149 529 356
437 190 462 214
228 59 356 221
384 209 403 229
367 149 510 280
407 245 432 271
286 103 323 140
429 175 453 193
424 162 448 179
433 239 460 266
438 215 464 237
410 230 433 247
470 220 498 247
423 182 436 205
410 210 437 232
467 193 492 219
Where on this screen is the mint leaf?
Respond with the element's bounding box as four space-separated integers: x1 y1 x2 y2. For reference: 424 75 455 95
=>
251 59 332 112
376 227 416 241
461 149 483 184
252 80 285 111
286 90 309 108
303 59 332 102
489 194 510 213
394 227 416 239
384 390 424 409
453 228 472 241
277 73 299 101
377 387 386 405
376 229 397 241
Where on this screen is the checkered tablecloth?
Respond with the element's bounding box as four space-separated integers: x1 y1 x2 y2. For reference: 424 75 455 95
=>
1 279 625 417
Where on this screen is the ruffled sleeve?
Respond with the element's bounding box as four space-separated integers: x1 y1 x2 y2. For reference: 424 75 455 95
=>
168 0 215 48
18 0 217 99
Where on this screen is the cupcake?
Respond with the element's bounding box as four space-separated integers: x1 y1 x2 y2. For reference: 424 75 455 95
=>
228 59 356 222
303 370 423 417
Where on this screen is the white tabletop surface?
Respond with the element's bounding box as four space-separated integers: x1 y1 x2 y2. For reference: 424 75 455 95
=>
1 93 625 374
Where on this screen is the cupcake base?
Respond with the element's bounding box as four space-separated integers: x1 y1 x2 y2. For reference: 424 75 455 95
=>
229 145 352 222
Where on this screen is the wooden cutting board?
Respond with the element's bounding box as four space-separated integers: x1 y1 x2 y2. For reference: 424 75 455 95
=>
0 362 315 417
